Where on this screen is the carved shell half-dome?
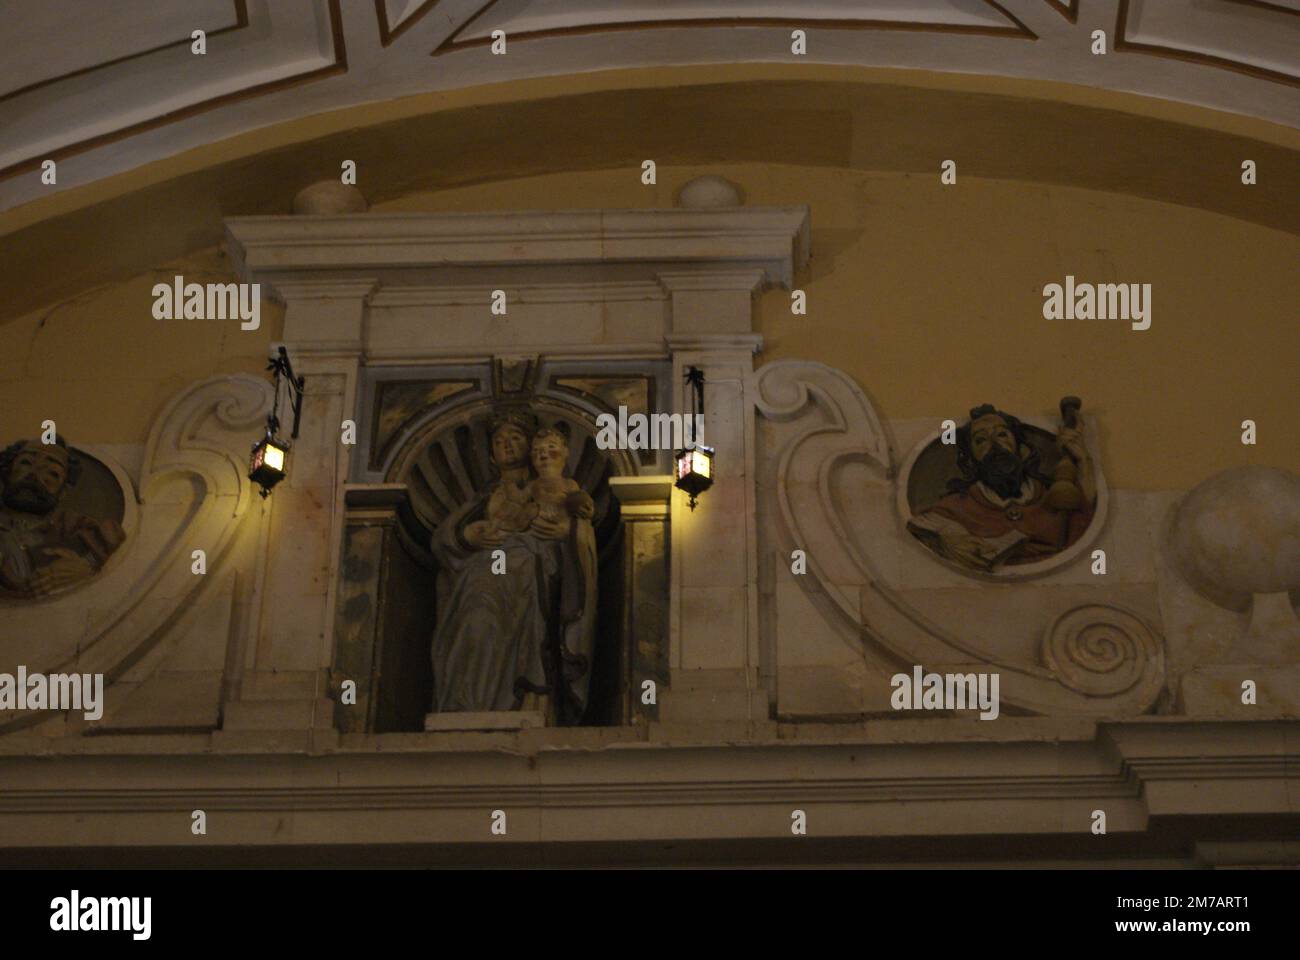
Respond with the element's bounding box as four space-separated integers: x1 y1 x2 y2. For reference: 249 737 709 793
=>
385 398 636 551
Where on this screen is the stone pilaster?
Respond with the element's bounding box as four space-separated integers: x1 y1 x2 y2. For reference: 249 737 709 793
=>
213 283 373 751
661 330 770 728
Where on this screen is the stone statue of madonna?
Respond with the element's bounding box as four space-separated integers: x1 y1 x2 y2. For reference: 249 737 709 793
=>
429 407 598 725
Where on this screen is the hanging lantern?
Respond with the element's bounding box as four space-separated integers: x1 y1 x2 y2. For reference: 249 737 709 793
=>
674 443 714 510
249 346 305 498
674 366 714 511
249 431 291 496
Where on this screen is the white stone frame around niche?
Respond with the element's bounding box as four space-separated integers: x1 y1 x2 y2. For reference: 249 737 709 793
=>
223 206 811 731
894 415 1110 581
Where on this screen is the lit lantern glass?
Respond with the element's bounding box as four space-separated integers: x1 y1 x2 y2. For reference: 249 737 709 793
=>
674 444 715 510
249 434 290 497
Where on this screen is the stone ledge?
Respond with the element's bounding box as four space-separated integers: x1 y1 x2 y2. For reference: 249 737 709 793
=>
1 714 1293 759
424 711 544 732
2 720 1295 855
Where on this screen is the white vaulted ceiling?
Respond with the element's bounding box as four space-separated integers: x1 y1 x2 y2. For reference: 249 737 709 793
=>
1 0 1298 211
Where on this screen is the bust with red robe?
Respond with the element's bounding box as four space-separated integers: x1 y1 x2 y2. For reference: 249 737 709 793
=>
907 405 1096 570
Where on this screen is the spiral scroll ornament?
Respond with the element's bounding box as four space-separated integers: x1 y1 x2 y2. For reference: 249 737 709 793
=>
1041 604 1162 698
213 379 274 431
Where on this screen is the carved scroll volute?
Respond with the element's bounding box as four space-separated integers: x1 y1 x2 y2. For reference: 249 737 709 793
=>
0 375 271 732
755 360 893 622
140 374 270 516
755 360 1165 717
1041 605 1163 699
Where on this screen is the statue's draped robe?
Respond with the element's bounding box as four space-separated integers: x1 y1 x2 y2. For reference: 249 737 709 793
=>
429 484 598 720
918 479 1094 563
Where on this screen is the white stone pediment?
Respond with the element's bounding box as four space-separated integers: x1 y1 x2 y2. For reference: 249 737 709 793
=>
226 207 810 291
226 207 809 360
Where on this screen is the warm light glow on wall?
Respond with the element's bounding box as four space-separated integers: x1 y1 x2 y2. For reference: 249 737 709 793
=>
674 443 715 511
674 366 714 511
248 346 304 498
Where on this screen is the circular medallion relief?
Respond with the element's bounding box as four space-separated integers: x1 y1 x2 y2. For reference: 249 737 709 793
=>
896 406 1108 580
0 440 130 604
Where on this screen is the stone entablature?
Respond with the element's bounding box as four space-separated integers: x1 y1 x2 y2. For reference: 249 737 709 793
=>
1 719 1294 866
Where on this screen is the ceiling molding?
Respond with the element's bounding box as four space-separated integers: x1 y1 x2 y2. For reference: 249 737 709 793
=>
0 0 346 180
1043 0 1079 24
4 70 1297 324
1115 0 1300 89
435 1 1038 56
374 0 445 47
1 0 1298 211
0 0 250 104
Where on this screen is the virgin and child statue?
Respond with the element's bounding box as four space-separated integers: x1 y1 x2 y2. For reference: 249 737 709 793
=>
429 408 599 725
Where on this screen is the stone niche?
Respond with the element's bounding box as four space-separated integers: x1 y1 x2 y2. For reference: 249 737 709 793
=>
224 204 811 738
334 356 672 732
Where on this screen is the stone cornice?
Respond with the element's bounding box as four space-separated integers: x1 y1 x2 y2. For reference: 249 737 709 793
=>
270 279 380 302
0 721 1293 841
656 268 767 293
224 207 811 292
369 280 667 307
666 333 764 354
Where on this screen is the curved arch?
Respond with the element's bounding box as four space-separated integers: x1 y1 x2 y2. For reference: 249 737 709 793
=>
4 63 1297 322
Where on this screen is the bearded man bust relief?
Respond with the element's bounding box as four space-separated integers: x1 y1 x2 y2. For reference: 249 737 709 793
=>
906 402 1096 572
0 438 126 599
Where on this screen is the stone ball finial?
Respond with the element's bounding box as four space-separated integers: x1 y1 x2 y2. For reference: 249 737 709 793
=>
1171 465 1300 651
292 181 368 215
675 175 743 208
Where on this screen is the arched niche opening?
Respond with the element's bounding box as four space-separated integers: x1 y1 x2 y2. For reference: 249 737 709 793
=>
335 387 669 734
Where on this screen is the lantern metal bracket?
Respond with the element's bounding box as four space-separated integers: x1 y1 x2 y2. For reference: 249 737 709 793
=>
684 365 706 442
266 345 306 441
249 346 306 499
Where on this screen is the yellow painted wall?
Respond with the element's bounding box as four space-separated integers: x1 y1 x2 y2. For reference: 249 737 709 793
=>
383 163 1300 489
0 246 284 444
2 163 1296 490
